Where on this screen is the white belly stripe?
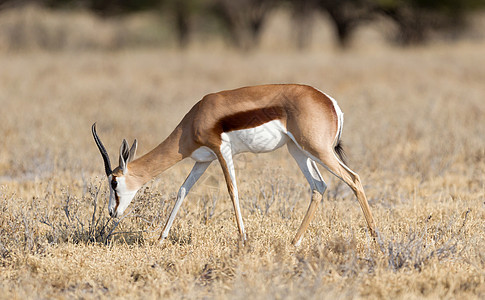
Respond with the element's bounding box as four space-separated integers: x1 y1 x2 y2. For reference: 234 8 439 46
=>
222 120 288 155
190 120 289 162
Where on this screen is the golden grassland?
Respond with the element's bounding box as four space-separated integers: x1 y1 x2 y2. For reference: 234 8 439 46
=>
1 34 485 298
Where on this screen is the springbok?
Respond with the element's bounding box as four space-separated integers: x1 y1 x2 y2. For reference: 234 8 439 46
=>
92 84 377 246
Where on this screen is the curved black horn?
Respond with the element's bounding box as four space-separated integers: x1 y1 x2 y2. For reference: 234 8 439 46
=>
92 123 112 176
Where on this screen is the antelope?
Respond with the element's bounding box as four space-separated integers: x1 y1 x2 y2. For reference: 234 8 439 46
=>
92 84 377 246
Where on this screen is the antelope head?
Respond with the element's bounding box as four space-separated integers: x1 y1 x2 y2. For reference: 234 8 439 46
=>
92 123 138 218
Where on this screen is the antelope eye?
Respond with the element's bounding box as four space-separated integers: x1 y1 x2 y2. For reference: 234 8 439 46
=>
111 180 118 190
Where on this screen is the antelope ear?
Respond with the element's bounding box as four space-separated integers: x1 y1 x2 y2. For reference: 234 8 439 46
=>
119 139 130 173
127 139 137 163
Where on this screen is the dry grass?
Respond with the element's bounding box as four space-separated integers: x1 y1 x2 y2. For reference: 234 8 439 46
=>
1 11 485 299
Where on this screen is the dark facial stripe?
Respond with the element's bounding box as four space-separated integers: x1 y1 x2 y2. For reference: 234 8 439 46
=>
214 106 285 135
114 191 120 213
112 176 120 213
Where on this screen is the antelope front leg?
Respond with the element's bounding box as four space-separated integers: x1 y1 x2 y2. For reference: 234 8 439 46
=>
217 144 247 243
159 161 211 242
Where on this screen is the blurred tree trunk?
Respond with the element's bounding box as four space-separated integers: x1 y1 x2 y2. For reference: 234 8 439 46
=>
373 0 472 46
380 7 427 45
213 0 276 50
162 0 207 49
290 0 317 50
317 0 373 48
173 1 191 48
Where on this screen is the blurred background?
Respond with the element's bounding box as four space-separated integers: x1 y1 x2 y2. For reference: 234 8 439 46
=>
0 0 484 52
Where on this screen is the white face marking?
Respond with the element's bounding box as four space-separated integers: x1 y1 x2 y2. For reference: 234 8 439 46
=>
221 120 289 155
108 174 138 218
